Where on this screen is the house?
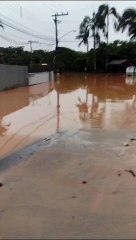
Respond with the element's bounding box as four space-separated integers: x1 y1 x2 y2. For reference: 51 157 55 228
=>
126 66 136 76
107 59 131 73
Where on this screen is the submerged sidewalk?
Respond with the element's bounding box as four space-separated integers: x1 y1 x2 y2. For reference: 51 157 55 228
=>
0 128 136 239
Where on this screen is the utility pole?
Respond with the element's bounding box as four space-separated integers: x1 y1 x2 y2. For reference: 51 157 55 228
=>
28 40 39 65
51 12 68 51
51 12 68 73
28 40 39 54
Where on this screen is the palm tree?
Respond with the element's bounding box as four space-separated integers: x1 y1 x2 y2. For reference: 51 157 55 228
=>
76 16 90 53
95 4 119 72
76 13 100 72
116 9 136 40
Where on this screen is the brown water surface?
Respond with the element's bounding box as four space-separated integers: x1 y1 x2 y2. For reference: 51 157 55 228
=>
0 73 136 159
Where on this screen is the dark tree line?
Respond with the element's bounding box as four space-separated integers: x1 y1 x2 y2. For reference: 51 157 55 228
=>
0 41 136 73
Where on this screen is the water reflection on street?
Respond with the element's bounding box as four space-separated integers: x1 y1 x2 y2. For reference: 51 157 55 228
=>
1 73 136 158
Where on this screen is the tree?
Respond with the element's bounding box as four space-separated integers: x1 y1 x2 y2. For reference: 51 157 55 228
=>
95 4 119 72
76 16 90 53
116 8 136 40
76 13 100 72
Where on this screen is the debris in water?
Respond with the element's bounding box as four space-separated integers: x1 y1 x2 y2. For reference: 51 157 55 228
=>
124 144 129 147
130 138 136 142
44 138 51 141
82 181 87 184
0 183 3 187
72 216 75 219
125 170 136 177
118 171 121 176
72 195 76 199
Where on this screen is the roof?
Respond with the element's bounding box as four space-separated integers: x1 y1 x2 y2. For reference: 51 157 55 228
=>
108 60 128 65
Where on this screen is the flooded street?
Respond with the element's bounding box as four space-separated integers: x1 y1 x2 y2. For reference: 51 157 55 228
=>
1 73 136 238
1 73 136 159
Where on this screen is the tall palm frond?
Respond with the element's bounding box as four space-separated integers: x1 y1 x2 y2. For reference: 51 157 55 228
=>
76 16 91 51
96 5 119 37
76 13 101 71
95 4 119 71
117 9 136 40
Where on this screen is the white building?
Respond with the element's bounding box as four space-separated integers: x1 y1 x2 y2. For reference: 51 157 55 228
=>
126 66 136 76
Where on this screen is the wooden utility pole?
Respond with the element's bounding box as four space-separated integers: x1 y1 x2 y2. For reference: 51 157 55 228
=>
28 40 39 53
51 12 69 52
51 12 68 73
28 40 39 65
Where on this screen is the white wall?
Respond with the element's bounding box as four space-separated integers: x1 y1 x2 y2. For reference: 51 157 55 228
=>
0 64 28 91
28 71 54 86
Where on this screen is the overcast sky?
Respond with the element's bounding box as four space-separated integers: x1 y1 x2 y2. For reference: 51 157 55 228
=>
0 1 135 52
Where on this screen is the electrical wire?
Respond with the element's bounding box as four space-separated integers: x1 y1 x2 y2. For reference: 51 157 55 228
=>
0 34 26 45
0 2 80 51
0 2 54 40
0 14 54 41
2 19 54 42
19 2 54 28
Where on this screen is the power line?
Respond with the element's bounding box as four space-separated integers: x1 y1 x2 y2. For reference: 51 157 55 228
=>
21 2 54 29
0 3 85 52
18 3 53 33
3 29 30 42
0 2 54 40
0 34 26 45
0 14 54 41
2 19 54 42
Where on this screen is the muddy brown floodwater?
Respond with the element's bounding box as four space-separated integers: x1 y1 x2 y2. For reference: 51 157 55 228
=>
1 72 136 239
0 73 136 159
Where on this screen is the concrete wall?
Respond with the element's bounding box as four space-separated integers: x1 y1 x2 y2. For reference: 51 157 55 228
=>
0 64 28 91
28 71 54 86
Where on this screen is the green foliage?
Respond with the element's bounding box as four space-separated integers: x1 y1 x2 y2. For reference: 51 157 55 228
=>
95 4 119 38
117 9 136 40
0 40 136 73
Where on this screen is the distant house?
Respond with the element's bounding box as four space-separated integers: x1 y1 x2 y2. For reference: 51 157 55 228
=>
126 66 136 76
107 59 131 73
